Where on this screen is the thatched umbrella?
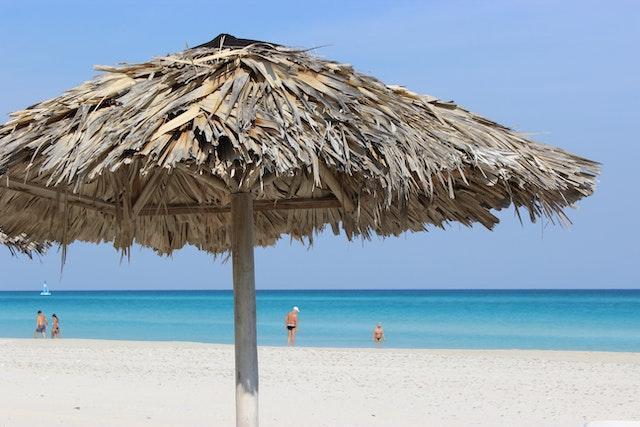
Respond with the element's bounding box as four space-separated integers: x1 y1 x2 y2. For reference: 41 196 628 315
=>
0 34 598 426
0 230 48 257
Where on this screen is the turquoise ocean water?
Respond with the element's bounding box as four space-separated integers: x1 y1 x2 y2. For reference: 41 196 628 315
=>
1 290 639 351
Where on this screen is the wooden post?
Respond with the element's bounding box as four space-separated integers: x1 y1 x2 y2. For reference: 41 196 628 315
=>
231 192 259 427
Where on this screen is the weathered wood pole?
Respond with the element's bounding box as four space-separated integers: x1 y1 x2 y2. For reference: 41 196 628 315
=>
231 192 259 427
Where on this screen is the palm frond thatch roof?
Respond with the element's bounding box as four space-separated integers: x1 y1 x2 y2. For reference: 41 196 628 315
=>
0 34 599 254
0 231 48 257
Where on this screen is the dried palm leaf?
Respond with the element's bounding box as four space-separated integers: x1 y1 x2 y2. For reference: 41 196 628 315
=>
0 34 599 254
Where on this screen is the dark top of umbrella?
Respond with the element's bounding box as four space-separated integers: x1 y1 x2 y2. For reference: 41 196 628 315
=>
193 34 277 50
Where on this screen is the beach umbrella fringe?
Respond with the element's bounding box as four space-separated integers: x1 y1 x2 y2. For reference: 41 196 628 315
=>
0 231 48 257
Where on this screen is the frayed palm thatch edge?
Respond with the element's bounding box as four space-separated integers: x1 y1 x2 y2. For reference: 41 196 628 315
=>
0 36 599 254
0 231 48 257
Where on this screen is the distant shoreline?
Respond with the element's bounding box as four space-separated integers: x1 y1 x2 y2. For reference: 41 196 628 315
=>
1 337 639 354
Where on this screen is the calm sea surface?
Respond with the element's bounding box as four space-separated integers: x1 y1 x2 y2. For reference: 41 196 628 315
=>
1 290 639 351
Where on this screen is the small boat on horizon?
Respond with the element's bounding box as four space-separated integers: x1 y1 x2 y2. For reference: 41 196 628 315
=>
40 282 51 296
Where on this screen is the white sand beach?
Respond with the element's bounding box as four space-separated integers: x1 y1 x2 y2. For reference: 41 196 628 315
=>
0 339 639 426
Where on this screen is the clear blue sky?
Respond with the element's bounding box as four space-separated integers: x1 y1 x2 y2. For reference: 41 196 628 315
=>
0 0 637 290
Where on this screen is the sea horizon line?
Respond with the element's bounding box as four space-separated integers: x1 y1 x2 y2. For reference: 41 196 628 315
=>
1 288 639 292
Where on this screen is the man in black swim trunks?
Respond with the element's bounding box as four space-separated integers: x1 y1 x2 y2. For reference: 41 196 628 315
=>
284 306 300 346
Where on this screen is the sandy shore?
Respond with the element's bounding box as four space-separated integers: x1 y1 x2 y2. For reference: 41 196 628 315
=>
0 339 639 426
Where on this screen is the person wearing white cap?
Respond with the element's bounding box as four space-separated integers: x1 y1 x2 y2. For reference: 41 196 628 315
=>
284 306 300 346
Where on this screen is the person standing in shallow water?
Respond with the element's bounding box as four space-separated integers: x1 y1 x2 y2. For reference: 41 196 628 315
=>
51 314 61 338
285 306 300 346
33 310 47 338
373 323 385 345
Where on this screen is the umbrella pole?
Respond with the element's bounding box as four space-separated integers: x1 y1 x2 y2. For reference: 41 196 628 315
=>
231 192 259 427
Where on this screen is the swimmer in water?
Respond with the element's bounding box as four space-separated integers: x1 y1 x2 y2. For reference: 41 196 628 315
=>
373 322 385 345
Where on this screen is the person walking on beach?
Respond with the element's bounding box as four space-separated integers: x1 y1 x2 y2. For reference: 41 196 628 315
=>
285 306 300 346
51 313 61 338
373 322 385 345
33 310 47 338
